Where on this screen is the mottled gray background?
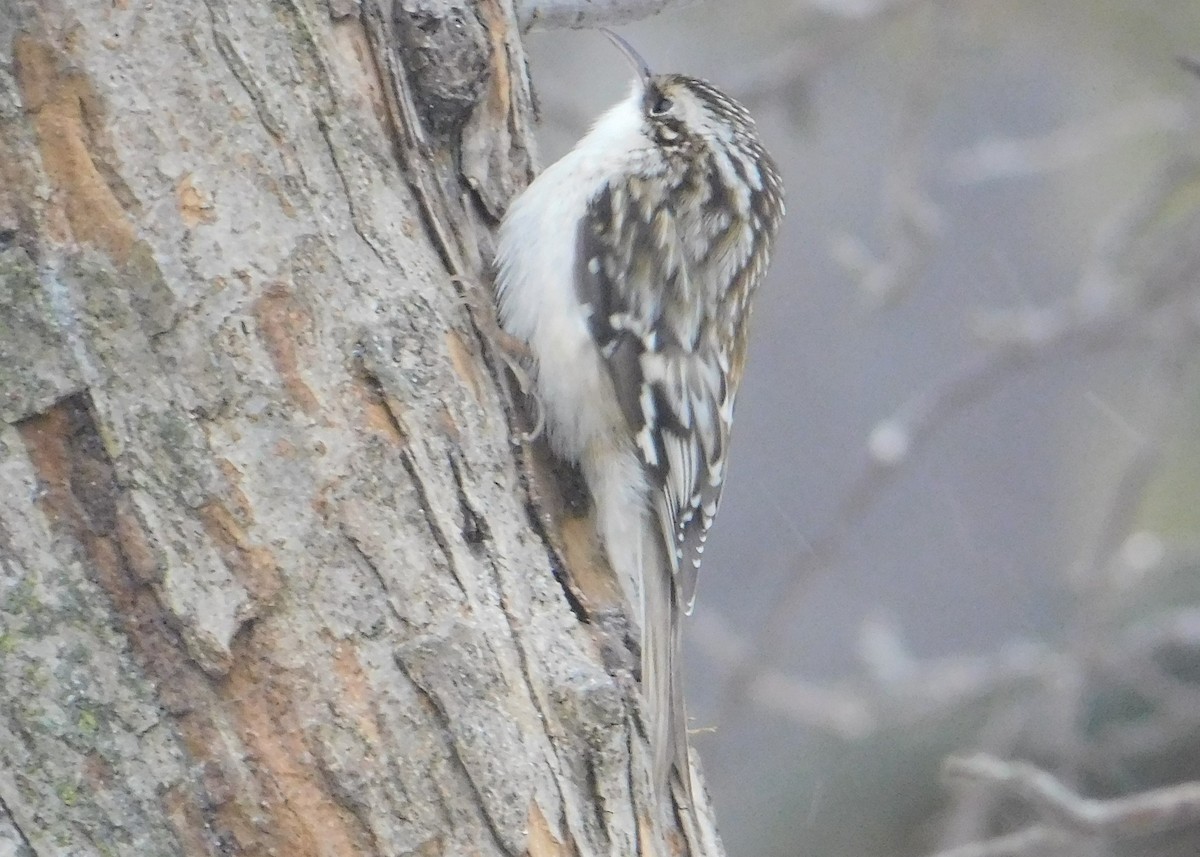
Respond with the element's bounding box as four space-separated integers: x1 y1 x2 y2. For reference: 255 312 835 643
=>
526 3 1200 855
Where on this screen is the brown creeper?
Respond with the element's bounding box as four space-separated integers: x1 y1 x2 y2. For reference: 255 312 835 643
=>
495 32 785 799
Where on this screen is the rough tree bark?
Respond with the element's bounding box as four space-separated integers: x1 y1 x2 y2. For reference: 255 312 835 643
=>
0 1 722 855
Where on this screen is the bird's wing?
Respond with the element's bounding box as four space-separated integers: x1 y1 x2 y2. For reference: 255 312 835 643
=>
574 179 733 609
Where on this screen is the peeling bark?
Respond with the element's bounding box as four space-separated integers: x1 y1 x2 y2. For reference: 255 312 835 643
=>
0 1 721 855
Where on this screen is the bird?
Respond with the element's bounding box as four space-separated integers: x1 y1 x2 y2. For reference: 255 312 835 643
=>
494 30 785 802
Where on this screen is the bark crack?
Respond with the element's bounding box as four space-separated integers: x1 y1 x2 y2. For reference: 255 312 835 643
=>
206 16 287 142
447 452 491 549
360 2 465 274
583 754 612 850
338 519 414 630
398 447 470 597
0 792 35 855
393 657 519 857
452 281 595 627
480 548 572 811
355 360 469 597
625 726 643 856
313 112 391 271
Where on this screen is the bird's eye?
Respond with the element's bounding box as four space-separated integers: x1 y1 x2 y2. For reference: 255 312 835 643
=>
650 93 673 115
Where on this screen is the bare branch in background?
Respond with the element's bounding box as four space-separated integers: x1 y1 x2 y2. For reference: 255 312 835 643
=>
516 0 699 31
518 0 939 33
691 612 876 737
830 2 945 308
931 697 1200 855
924 826 1081 857
699 602 1200 742
944 754 1200 836
933 705 1043 852
804 0 938 19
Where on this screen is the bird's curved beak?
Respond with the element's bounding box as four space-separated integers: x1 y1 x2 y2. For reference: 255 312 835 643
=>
601 28 652 83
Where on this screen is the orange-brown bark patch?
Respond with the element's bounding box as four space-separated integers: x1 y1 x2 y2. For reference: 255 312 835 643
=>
350 375 408 446
272 437 298 459
113 503 162 584
557 515 623 612
526 802 571 857
476 0 512 120
13 36 137 262
17 405 81 528
331 642 382 746
214 458 257 524
221 641 372 857
445 328 484 405
252 282 322 415
177 173 217 227
435 405 462 445
198 500 283 610
163 784 218 857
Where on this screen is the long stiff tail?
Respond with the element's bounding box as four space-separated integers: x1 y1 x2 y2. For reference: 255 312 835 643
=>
640 525 691 803
588 456 693 803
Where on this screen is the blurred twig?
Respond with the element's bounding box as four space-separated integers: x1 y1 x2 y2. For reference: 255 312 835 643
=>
691 611 875 737
925 826 1080 857
701 602 1200 736
516 0 699 31
830 1 947 308
943 753 1200 836
933 704 1041 853
928 752 1200 855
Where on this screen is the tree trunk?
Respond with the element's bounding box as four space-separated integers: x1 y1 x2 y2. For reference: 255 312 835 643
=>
0 1 721 855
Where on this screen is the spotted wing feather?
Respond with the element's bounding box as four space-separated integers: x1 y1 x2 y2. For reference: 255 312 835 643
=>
575 181 732 609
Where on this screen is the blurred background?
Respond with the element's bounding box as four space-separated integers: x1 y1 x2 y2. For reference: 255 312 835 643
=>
526 3 1200 855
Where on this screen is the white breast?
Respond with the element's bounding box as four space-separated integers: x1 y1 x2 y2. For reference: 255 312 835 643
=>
495 88 650 465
